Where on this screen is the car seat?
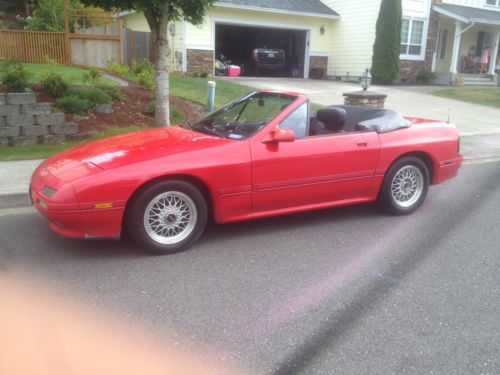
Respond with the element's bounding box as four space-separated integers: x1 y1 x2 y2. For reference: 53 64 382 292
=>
310 108 346 135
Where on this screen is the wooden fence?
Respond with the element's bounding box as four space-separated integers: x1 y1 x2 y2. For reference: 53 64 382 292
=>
68 9 123 68
0 29 68 64
0 8 123 68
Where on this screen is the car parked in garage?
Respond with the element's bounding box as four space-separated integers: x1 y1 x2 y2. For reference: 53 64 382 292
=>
252 48 286 75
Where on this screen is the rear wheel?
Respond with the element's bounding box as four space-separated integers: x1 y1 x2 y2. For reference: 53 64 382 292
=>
127 180 207 254
378 157 429 215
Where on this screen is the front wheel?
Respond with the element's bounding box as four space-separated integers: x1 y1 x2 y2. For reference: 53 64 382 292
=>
378 157 429 215
126 180 207 254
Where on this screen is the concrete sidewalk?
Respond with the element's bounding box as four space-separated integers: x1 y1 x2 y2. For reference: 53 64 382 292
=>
1 134 499 209
227 77 500 136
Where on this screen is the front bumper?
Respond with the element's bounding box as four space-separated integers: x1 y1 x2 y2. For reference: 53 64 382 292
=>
30 164 123 240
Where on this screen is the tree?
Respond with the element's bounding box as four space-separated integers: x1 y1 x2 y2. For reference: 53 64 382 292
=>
80 0 215 126
371 0 402 84
25 0 84 31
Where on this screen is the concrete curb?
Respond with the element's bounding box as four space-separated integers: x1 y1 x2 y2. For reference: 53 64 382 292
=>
0 193 31 210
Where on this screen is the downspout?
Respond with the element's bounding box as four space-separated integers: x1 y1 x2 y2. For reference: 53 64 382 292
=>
458 21 475 36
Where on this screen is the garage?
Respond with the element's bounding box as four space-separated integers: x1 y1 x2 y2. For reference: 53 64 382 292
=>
215 23 309 78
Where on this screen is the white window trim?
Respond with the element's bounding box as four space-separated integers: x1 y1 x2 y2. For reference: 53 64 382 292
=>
437 28 449 61
400 17 429 61
485 0 500 8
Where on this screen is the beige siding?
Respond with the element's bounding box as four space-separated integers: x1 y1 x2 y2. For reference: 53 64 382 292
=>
322 0 382 77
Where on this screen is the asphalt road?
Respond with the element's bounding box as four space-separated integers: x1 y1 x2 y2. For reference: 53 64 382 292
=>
1 162 499 374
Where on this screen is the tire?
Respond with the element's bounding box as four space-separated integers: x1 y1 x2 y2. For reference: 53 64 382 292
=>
377 156 429 215
126 180 207 254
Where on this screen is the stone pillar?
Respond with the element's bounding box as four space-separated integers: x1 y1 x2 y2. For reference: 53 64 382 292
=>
450 20 463 74
343 91 388 108
186 49 214 75
488 29 500 75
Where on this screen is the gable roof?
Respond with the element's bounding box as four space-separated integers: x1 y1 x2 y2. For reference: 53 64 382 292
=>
433 4 500 25
216 0 339 18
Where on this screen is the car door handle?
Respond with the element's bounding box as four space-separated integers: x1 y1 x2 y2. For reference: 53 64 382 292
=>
356 141 368 147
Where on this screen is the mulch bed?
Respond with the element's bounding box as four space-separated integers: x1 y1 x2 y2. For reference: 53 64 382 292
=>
1 80 206 134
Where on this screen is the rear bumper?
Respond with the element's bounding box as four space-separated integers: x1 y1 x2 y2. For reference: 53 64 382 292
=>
434 154 463 184
256 63 285 70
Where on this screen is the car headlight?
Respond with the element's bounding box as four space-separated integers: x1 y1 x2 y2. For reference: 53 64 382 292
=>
42 185 58 198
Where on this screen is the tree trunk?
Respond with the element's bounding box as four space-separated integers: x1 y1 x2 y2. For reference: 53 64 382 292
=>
145 5 170 126
24 0 30 17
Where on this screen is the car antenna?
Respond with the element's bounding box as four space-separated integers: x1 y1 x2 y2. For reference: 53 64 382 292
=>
447 108 450 124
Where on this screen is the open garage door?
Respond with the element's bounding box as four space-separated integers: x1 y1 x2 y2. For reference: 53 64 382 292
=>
215 23 309 78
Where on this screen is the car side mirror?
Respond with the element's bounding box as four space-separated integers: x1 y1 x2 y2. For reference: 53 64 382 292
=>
262 128 296 144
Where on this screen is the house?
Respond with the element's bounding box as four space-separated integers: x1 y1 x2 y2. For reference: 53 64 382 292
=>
120 0 500 86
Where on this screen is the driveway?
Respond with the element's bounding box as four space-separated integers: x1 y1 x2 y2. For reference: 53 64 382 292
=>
226 77 500 136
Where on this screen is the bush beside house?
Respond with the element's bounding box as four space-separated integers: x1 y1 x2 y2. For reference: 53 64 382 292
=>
371 0 402 84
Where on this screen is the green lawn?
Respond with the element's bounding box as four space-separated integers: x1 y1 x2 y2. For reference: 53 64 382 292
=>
169 75 253 108
432 88 500 109
23 63 117 86
0 126 147 161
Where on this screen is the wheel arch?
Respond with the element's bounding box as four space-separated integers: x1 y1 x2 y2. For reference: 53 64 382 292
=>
121 174 215 235
388 151 436 184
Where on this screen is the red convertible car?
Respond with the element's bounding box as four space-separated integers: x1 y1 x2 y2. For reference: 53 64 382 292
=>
30 91 463 254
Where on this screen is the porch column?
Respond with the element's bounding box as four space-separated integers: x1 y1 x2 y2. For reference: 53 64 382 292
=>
450 20 463 74
488 29 500 75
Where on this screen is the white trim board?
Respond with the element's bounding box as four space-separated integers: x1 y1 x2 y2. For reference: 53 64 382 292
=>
214 3 339 20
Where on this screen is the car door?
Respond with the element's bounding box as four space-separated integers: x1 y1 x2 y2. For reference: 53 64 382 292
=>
250 102 381 212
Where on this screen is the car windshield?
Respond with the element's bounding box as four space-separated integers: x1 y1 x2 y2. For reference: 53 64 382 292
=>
190 92 296 140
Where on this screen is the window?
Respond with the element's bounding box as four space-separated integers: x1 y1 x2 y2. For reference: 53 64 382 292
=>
192 92 295 140
485 0 499 7
280 102 308 139
400 18 425 59
437 28 448 60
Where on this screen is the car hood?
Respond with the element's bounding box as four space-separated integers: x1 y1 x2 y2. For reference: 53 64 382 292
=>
44 126 232 180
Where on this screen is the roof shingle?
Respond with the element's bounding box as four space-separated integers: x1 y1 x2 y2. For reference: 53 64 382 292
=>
216 0 339 17
433 4 500 24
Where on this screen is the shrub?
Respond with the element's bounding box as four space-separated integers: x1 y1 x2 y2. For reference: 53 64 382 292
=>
0 60 32 92
41 71 69 97
66 86 112 106
131 58 154 75
137 69 156 91
200 72 209 78
371 0 402 84
416 70 436 84
57 95 91 114
107 59 129 76
97 85 125 101
145 100 155 115
83 67 102 84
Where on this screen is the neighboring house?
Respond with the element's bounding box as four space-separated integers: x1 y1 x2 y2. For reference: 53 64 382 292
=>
120 0 500 85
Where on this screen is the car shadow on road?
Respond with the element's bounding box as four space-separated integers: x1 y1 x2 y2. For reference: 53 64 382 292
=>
201 203 381 245
53 203 381 259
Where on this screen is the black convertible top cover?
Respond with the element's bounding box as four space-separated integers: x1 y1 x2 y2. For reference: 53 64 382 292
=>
328 105 411 133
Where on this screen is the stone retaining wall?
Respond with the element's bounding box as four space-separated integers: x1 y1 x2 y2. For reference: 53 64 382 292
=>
0 93 79 146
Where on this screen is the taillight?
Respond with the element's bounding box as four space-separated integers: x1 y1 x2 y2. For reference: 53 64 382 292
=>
252 50 258 60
